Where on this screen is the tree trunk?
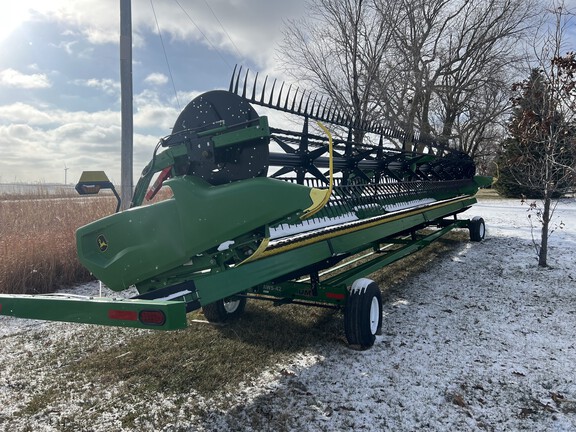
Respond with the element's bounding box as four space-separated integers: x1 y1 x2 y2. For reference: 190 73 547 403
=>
538 194 551 267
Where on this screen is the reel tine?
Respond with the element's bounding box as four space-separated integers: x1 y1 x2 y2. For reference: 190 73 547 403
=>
324 101 334 121
314 96 323 118
284 84 293 109
320 100 330 119
251 72 259 101
276 81 285 107
309 94 318 118
241 68 249 98
229 64 238 92
234 65 243 94
377 135 384 158
346 127 353 143
260 75 268 104
328 105 336 123
297 89 306 113
347 114 354 128
291 87 299 111
303 92 312 113
268 78 277 106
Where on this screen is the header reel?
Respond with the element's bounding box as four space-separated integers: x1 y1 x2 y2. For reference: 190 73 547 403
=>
133 66 475 205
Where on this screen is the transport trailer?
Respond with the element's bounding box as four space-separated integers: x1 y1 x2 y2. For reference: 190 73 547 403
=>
0 69 490 348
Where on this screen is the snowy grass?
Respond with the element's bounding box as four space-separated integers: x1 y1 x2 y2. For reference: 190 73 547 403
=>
1 195 575 431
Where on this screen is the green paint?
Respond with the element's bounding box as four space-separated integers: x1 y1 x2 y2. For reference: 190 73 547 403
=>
77 176 315 291
0 294 187 330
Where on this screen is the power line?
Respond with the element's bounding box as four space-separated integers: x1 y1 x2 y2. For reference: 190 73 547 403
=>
200 0 243 60
150 0 181 110
173 0 232 68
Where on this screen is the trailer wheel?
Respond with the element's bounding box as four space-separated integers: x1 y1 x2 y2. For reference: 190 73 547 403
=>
202 295 246 323
469 216 486 242
344 278 382 349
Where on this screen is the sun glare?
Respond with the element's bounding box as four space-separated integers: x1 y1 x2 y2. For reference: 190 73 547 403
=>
0 2 48 43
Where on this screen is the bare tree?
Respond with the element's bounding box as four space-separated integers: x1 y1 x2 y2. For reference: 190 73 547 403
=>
280 0 394 142
373 0 539 151
498 2 576 266
280 0 540 159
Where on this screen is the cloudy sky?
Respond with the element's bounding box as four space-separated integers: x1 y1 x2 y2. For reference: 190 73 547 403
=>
0 0 306 184
1 1 575 186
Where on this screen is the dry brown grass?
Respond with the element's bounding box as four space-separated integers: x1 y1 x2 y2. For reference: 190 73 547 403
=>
0 195 117 294
475 188 503 200
0 184 173 295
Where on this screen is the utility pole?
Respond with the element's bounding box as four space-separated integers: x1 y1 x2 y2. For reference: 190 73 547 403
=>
64 164 68 184
120 0 133 210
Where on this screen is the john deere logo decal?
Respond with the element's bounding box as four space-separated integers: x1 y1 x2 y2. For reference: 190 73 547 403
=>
97 235 109 252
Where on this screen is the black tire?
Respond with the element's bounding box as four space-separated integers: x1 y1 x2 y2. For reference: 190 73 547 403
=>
202 295 247 323
469 216 486 242
344 278 382 349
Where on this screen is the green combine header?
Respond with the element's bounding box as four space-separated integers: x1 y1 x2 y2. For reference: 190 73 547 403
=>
0 68 491 348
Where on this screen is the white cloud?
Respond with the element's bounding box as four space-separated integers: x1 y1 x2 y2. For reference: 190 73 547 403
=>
0 69 51 89
0 94 176 183
14 0 306 67
75 78 120 96
0 102 118 127
51 40 79 55
0 103 54 125
144 73 169 86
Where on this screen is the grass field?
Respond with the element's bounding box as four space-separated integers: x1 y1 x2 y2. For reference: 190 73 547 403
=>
0 193 117 294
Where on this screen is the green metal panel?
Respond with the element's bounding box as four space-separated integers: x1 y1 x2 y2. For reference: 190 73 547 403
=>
296 196 476 256
256 280 348 306
0 294 188 330
193 242 333 305
77 175 316 291
191 196 476 306
212 116 270 148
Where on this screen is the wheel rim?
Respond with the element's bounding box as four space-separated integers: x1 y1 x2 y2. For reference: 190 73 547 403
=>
479 222 485 238
223 298 240 313
369 296 380 335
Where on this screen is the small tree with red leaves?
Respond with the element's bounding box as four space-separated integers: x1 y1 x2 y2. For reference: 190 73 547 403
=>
495 5 576 266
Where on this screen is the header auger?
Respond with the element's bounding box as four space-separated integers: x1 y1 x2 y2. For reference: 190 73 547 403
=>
0 68 491 348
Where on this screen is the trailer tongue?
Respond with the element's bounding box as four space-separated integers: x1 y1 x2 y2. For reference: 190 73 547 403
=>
0 70 491 348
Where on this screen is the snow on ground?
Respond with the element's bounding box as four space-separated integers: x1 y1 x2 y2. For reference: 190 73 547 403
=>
1 196 575 431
